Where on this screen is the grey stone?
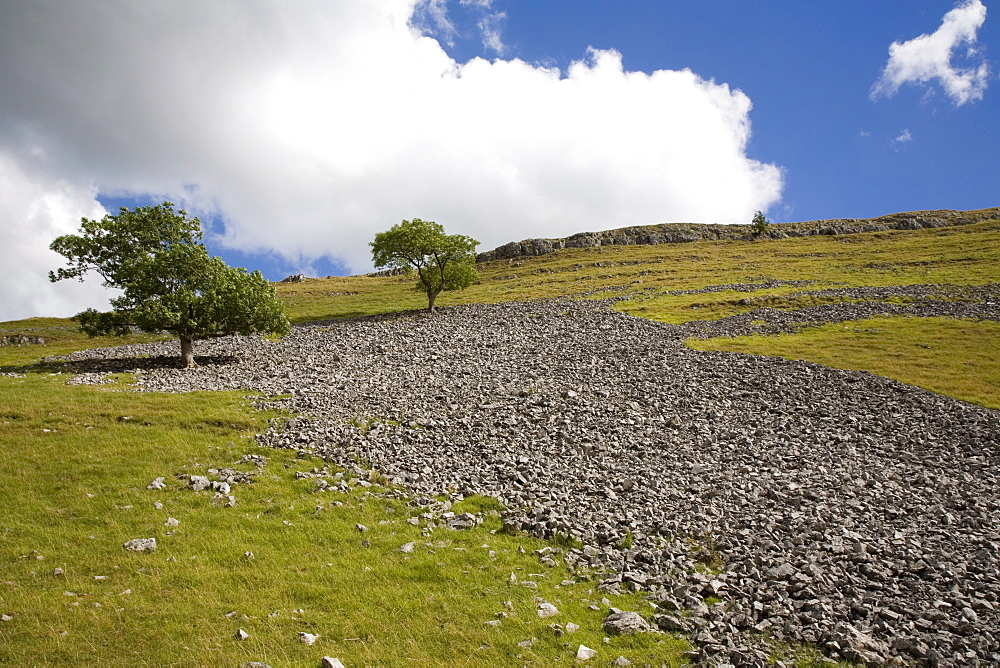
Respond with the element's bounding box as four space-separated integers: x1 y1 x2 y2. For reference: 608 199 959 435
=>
189 476 211 492
122 538 156 553
603 610 651 635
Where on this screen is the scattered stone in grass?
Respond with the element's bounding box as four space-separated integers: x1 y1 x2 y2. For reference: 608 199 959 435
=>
361 539 370 548
446 512 478 530
576 644 597 661
399 542 415 553
52 568 63 576
566 622 580 633
244 551 255 560
484 619 501 628
321 658 345 668
93 575 108 581
355 523 368 532
235 628 249 641
242 663 271 668
0 614 12 621
153 502 163 510
612 657 631 666
147 477 167 490
189 476 211 492
298 632 319 645
213 493 236 507
536 602 559 618
165 517 180 527
603 610 651 635
548 623 564 636
123 538 156 553
517 638 535 649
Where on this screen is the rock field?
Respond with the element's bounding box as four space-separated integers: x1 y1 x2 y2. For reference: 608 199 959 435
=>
59 293 1000 666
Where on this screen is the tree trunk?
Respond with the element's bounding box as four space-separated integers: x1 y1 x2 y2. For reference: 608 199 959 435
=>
427 289 440 312
180 335 197 368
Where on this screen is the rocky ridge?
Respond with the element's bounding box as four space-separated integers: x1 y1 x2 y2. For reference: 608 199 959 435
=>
476 207 1000 262
57 295 1000 665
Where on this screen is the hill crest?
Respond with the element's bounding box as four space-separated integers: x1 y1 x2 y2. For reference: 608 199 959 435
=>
476 207 1000 262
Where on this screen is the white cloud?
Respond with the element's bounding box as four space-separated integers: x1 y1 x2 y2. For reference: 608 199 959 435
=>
412 0 458 45
871 0 989 106
478 11 508 55
0 0 783 321
0 151 117 320
891 128 914 150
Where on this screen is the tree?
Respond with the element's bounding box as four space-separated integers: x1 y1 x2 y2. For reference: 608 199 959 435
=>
49 202 289 368
370 218 479 312
751 210 771 236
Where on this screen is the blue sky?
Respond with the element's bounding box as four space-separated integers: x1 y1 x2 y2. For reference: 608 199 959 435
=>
431 0 997 221
0 0 995 320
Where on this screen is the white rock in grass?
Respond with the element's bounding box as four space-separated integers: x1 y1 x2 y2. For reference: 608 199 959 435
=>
123 538 156 553
298 632 320 645
536 602 559 618
1 614 12 621
165 517 180 527
566 622 580 634
235 628 249 641
321 658 345 668
399 542 415 553
576 644 597 661
189 476 211 492
147 477 167 490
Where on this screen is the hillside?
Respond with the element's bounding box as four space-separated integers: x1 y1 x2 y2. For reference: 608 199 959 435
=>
1 208 999 665
476 206 1000 262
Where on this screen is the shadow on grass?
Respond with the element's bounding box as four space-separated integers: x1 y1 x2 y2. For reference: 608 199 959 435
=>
1 353 240 376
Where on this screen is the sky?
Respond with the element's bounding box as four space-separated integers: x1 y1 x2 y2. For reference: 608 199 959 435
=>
0 0 996 321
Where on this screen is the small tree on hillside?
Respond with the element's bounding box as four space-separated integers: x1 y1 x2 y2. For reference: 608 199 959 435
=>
751 210 771 236
49 202 289 368
370 218 479 312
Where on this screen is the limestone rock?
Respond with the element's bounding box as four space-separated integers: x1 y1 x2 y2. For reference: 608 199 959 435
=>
123 538 156 553
603 610 650 635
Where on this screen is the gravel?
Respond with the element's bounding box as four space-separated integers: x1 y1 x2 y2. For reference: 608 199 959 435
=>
58 294 1000 665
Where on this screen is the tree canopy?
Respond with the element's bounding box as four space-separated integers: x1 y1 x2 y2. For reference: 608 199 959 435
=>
50 202 289 367
370 218 479 312
751 210 771 236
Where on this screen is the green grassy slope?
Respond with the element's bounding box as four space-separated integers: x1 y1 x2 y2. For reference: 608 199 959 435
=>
1 210 996 665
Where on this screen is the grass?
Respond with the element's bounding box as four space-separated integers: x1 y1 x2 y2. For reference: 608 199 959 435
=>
687 317 1000 410
0 370 690 665
2 211 997 664
276 218 1000 322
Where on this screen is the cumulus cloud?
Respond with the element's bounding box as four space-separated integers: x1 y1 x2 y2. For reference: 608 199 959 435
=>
0 152 116 320
0 0 782 321
871 0 989 106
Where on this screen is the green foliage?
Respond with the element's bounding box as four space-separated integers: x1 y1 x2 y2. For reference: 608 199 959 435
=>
751 210 771 236
49 202 289 366
370 218 479 311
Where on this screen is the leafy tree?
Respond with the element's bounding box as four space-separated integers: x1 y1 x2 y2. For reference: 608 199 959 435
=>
370 218 479 312
49 202 289 368
751 210 771 236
